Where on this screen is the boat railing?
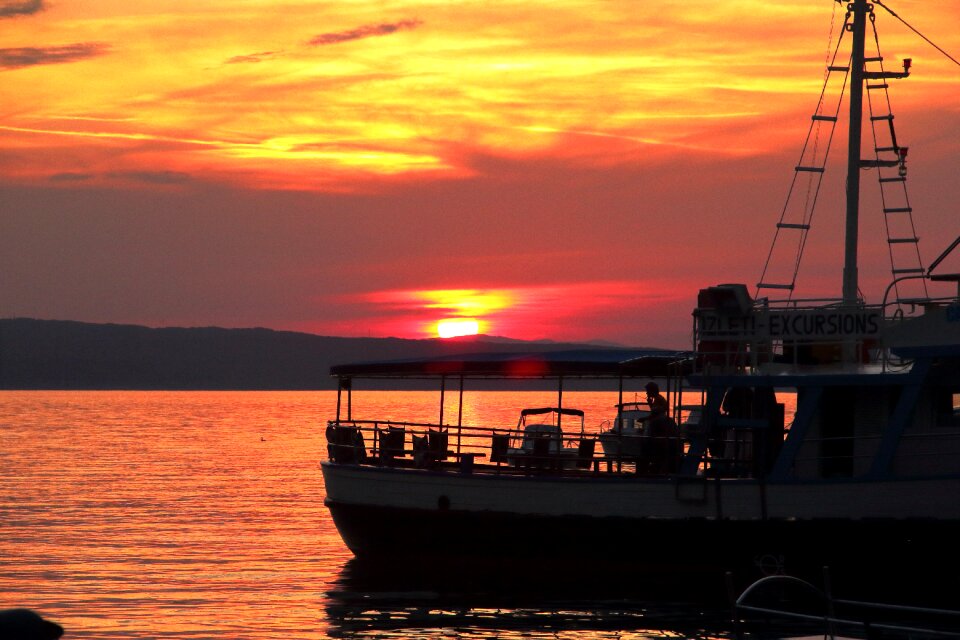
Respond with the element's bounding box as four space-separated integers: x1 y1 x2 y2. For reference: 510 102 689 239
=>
728 427 960 480
325 418 688 476
326 417 960 480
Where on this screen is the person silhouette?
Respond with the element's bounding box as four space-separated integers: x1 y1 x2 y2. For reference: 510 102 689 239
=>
642 382 678 474
645 381 668 419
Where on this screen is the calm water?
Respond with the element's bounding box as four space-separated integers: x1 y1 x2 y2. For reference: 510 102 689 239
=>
0 390 782 639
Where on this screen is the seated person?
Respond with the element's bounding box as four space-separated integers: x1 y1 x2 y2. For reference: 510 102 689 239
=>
645 381 668 419
640 382 679 474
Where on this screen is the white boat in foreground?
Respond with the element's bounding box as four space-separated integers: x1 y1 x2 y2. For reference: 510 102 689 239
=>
321 0 960 593
597 402 650 459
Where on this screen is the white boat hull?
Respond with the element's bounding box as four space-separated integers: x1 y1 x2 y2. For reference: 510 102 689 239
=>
597 430 644 458
321 461 960 591
322 461 960 521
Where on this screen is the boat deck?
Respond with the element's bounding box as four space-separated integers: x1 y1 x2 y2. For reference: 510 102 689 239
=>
326 418 747 480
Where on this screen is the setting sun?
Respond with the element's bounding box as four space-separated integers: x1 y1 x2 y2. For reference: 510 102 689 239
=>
3 1 959 349
436 318 480 339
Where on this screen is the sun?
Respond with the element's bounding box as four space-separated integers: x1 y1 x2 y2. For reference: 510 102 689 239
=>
437 318 480 338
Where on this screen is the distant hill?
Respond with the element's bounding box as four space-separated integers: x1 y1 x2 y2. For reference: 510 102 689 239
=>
0 318 645 390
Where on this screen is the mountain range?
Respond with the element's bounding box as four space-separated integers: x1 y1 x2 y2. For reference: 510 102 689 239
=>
0 318 645 390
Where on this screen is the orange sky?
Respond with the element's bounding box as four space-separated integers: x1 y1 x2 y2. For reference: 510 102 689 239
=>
2 0 959 347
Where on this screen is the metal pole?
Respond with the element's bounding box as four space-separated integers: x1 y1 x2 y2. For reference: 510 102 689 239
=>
457 375 463 455
823 566 837 640
557 376 563 431
843 0 868 305
457 375 463 427
336 379 342 421
439 375 446 426
927 233 960 274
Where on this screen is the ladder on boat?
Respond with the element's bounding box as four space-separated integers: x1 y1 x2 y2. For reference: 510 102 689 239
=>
862 51 928 302
756 5 927 303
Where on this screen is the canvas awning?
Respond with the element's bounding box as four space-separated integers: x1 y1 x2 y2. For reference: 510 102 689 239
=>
330 348 693 379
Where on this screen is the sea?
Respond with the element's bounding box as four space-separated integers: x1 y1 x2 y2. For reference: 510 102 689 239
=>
0 390 808 639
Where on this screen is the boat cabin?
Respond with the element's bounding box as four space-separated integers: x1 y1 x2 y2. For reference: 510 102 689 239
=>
510 407 583 455
503 407 588 470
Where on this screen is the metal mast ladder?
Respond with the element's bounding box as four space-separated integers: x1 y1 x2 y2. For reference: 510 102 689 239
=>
756 1 925 304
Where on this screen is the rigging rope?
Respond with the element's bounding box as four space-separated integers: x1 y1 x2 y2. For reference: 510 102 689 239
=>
758 1 954 302
755 10 850 300
873 0 960 69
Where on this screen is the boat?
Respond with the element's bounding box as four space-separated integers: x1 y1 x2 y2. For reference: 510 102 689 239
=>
597 401 649 459
321 0 960 592
504 407 587 470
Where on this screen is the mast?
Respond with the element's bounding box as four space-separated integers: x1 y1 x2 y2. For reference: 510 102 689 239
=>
843 0 868 305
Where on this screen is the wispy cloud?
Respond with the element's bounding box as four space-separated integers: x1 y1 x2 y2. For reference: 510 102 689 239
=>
49 172 93 182
0 43 109 69
223 18 421 65
307 19 421 46
48 170 191 185
106 170 192 185
0 123 221 145
0 0 44 19
224 50 280 65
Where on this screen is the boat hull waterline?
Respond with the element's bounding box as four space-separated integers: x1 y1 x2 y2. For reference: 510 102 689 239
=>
322 462 960 577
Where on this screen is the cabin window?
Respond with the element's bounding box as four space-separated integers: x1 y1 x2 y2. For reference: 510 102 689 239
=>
934 389 960 427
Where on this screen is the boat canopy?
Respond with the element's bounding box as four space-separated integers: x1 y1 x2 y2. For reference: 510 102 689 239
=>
520 407 584 418
329 348 693 379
